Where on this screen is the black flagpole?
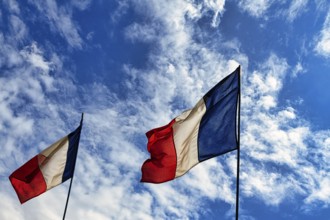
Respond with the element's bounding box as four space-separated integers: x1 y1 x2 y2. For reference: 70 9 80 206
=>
235 66 241 220
63 113 84 220
63 176 74 220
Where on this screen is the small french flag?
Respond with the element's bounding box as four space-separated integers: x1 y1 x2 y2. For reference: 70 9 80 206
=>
9 115 83 204
141 67 240 183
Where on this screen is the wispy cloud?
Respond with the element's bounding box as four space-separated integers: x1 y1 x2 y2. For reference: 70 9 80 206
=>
110 0 130 24
201 0 226 27
20 42 53 73
285 0 309 22
3 0 20 14
237 0 275 18
303 131 330 207
237 0 309 21
315 9 330 58
239 53 330 210
9 15 28 43
292 62 305 77
28 0 83 49
124 23 158 43
71 0 92 11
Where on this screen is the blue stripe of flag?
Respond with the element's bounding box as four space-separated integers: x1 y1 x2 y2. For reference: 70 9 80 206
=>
198 68 239 162
62 124 82 182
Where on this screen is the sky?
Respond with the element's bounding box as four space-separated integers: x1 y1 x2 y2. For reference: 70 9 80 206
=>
0 0 330 219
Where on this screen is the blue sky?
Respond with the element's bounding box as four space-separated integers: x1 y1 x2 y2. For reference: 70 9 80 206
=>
1 0 330 219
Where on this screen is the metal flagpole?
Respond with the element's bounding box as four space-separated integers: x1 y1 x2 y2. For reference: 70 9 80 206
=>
63 113 84 220
235 66 241 220
63 176 74 220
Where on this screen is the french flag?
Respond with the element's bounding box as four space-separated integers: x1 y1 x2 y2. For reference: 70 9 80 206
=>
141 67 240 183
9 115 83 204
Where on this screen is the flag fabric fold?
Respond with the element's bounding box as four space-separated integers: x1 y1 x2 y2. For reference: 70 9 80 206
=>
141 67 240 183
9 116 83 204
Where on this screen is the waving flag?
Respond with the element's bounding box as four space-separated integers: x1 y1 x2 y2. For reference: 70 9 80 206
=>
141 67 240 183
9 116 83 204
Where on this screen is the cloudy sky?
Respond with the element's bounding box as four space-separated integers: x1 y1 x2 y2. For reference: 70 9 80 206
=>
1 0 330 219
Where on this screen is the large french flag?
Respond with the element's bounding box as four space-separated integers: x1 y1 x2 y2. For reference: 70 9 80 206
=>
141 67 240 183
9 115 83 204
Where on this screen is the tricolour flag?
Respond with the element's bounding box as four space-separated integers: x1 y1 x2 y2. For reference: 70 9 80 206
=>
9 115 83 204
141 67 240 183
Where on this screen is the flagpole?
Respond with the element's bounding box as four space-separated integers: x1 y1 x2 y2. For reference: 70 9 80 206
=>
235 66 241 220
63 176 74 220
62 113 84 220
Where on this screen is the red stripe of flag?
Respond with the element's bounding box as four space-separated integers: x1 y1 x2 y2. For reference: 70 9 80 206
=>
141 119 177 183
9 155 47 203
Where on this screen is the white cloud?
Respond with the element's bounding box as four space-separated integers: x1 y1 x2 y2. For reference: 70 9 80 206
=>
0 38 61 170
315 0 329 13
201 0 226 27
28 0 83 49
0 34 23 68
20 43 52 73
0 191 24 220
86 31 94 41
315 10 330 57
3 0 20 14
238 0 275 18
9 15 28 42
243 54 288 112
240 55 308 204
124 23 158 43
110 0 130 24
278 107 296 120
292 62 305 77
238 51 330 211
304 172 330 207
258 95 276 109
237 0 309 21
71 0 92 10
285 0 308 22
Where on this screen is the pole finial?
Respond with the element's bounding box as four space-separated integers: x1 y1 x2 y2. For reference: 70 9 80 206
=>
80 113 84 125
